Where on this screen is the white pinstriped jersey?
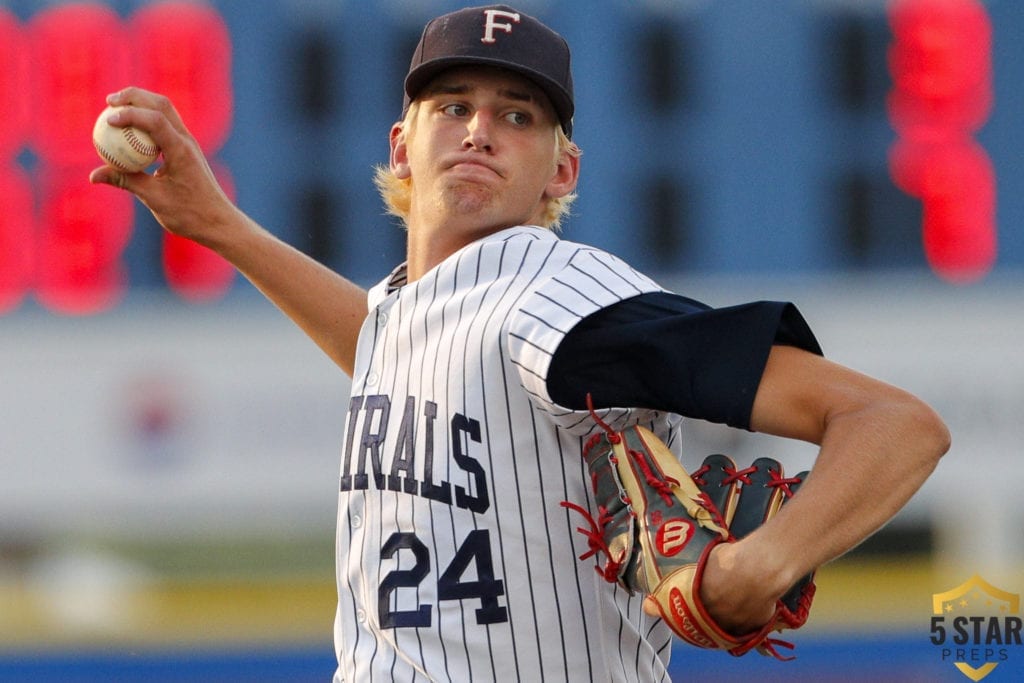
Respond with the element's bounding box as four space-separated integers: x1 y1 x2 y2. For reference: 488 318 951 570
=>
334 225 685 682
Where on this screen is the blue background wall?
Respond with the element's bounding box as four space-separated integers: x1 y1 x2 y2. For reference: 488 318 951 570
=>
7 0 1021 290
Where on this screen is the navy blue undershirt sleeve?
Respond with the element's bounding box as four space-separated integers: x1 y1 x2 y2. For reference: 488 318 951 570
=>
546 292 823 430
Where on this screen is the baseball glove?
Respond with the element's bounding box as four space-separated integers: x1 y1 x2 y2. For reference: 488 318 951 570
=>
562 402 816 659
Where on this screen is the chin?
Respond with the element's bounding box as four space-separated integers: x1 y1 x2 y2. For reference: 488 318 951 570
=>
442 183 498 215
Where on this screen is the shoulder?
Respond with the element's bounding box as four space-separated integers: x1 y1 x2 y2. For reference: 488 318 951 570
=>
505 227 665 299
506 234 665 337
504 233 667 423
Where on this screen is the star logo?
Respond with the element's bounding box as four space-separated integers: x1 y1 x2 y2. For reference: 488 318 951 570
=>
931 575 1021 681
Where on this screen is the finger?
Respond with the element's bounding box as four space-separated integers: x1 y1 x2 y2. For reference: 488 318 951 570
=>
106 86 190 137
89 165 144 192
106 85 152 106
642 596 660 617
100 105 182 164
88 165 116 186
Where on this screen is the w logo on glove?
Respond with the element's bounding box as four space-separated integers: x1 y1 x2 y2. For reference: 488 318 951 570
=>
656 519 694 557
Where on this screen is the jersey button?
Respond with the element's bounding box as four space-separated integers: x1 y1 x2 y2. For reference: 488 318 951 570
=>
356 609 367 623
351 515 362 528
366 372 379 386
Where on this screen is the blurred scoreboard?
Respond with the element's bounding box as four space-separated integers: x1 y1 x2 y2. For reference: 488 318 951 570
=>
0 1 235 315
0 0 1019 317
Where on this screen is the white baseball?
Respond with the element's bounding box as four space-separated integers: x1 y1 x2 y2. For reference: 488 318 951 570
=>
92 105 160 173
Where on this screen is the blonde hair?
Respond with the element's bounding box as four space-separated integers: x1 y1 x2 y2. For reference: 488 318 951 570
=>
374 101 582 231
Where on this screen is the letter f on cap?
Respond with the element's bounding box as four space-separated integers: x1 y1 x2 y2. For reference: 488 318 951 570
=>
482 9 520 43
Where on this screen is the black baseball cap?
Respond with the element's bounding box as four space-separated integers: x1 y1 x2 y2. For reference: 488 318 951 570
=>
403 5 574 137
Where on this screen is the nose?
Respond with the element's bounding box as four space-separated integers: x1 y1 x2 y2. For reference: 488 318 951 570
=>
463 111 493 152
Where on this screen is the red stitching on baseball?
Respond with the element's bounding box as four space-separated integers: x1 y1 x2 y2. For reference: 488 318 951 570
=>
95 143 131 172
123 128 158 157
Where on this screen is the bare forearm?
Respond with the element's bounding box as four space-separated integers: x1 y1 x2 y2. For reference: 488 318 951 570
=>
87 88 369 375
702 388 948 634
754 393 949 589
210 211 368 376
735 346 951 597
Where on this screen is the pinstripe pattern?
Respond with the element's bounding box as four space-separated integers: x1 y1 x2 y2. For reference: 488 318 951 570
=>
334 226 680 682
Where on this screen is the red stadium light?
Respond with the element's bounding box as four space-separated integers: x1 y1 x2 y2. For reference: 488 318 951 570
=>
28 3 129 166
891 139 996 282
0 9 31 313
887 0 995 283
35 168 134 314
131 1 234 153
0 167 35 313
888 0 992 134
132 2 236 302
0 9 28 158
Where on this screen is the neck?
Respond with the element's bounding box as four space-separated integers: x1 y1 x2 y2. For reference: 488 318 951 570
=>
402 197 549 281
404 218 500 282
404 216 546 282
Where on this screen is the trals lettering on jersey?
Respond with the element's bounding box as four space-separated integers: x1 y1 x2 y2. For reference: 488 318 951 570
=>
340 394 489 514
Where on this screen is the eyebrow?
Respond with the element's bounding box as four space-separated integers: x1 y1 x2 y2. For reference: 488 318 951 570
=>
425 82 537 104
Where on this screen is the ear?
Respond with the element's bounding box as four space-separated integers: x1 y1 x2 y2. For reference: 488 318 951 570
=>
389 122 411 180
544 148 580 200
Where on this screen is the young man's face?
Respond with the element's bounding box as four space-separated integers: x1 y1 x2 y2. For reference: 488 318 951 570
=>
393 66 577 234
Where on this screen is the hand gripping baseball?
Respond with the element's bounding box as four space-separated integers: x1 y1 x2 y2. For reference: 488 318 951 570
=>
561 398 816 659
89 88 239 245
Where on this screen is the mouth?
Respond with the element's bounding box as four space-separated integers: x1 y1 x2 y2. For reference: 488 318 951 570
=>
446 158 502 178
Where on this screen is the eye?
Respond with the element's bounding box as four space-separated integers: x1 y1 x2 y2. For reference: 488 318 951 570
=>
504 111 530 126
441 103 469 117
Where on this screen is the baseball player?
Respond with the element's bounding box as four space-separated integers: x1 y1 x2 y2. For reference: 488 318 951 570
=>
90 4 949 682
